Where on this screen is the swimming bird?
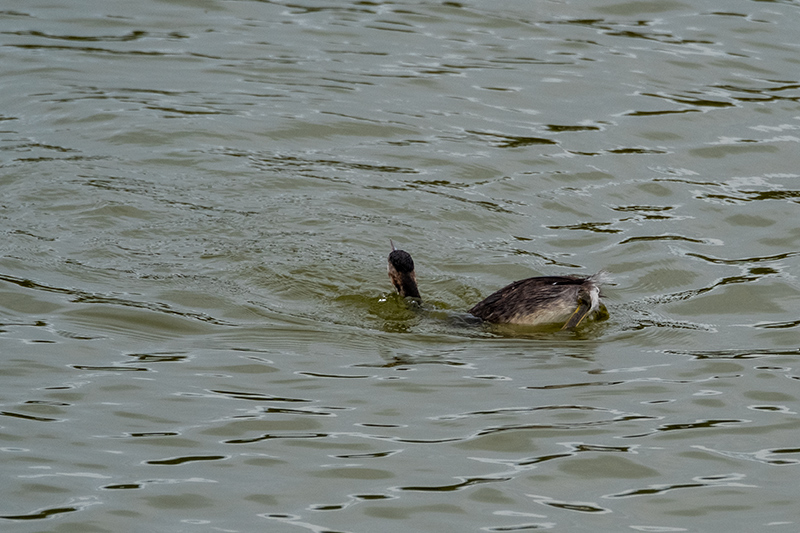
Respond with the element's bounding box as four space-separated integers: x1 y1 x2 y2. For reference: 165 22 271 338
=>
387 242 608 330
387 241 421 300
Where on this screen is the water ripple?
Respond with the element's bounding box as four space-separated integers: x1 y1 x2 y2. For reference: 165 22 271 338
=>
3 0 800 530
399 476 511 493
146 455 228 466
527 494 610 514
606 472 755 498
664 347 800 360
0 491 102 521
693 445 800 466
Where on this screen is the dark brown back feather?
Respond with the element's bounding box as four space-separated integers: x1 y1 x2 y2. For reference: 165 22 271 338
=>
468 276 590 324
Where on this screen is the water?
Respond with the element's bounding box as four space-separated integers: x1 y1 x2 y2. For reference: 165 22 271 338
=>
1 0 799 531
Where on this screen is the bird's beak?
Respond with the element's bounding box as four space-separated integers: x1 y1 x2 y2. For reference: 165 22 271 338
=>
390 239 396 251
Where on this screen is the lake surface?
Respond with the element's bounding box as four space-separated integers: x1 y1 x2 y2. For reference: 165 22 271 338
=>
2 0 799 531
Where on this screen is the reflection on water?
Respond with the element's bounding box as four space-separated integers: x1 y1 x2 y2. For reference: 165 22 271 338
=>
2 0 800 531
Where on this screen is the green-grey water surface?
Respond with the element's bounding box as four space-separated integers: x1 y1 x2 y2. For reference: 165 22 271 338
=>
2 1 800 531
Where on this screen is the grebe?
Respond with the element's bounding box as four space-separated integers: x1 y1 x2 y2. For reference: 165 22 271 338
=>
387 242 421 299
388 242 608 330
